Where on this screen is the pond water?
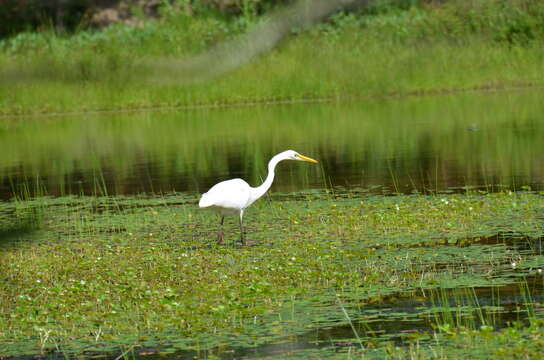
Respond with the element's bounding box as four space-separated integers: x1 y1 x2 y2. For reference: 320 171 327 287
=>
1 89 544 200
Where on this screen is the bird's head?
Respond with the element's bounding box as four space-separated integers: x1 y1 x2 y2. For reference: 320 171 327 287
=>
284 150 318 163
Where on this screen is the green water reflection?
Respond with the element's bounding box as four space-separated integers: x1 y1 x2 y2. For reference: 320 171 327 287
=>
1 89 543 199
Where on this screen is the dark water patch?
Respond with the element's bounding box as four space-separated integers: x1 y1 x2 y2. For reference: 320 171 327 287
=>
0 209 41 249
366 233 544 259
454 233 544 255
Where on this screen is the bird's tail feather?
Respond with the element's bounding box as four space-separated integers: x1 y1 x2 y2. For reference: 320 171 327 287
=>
198 193 214 208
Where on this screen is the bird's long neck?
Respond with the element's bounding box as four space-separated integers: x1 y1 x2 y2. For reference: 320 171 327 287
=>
250 155 283 204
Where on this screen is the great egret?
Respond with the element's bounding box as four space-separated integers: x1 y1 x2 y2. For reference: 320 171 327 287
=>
199 150 318 244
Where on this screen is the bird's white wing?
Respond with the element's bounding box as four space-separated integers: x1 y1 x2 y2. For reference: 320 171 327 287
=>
199 178 251 211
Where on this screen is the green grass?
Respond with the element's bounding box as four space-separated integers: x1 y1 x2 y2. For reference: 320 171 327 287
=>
1 0 544 115
0 190 543 357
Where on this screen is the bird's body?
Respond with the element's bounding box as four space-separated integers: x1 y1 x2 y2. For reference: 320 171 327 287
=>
199 150 318 244
199 178 252 216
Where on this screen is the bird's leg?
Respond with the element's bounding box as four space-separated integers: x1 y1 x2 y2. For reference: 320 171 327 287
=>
217 216 225 244
239 210 245 245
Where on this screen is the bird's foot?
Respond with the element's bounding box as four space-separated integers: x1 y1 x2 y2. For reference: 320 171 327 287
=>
217 232 225 244
240 234 246 246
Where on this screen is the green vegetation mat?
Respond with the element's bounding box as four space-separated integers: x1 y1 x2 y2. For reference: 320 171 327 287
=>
1 190 543 357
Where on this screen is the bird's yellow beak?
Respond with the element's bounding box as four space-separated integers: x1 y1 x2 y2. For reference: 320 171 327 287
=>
298 153 318 163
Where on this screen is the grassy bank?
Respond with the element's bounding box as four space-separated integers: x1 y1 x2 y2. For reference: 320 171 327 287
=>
0 190 543 357
1 0 544 115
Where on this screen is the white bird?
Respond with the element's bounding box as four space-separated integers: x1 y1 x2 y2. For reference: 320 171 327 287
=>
199 150 318 244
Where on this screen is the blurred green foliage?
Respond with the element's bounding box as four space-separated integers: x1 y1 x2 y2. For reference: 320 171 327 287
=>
0 0 92 37
0 0 290 38
2 0 544 49
1 0 543 116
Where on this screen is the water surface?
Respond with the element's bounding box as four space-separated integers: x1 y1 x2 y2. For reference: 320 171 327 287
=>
2 89 543 199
